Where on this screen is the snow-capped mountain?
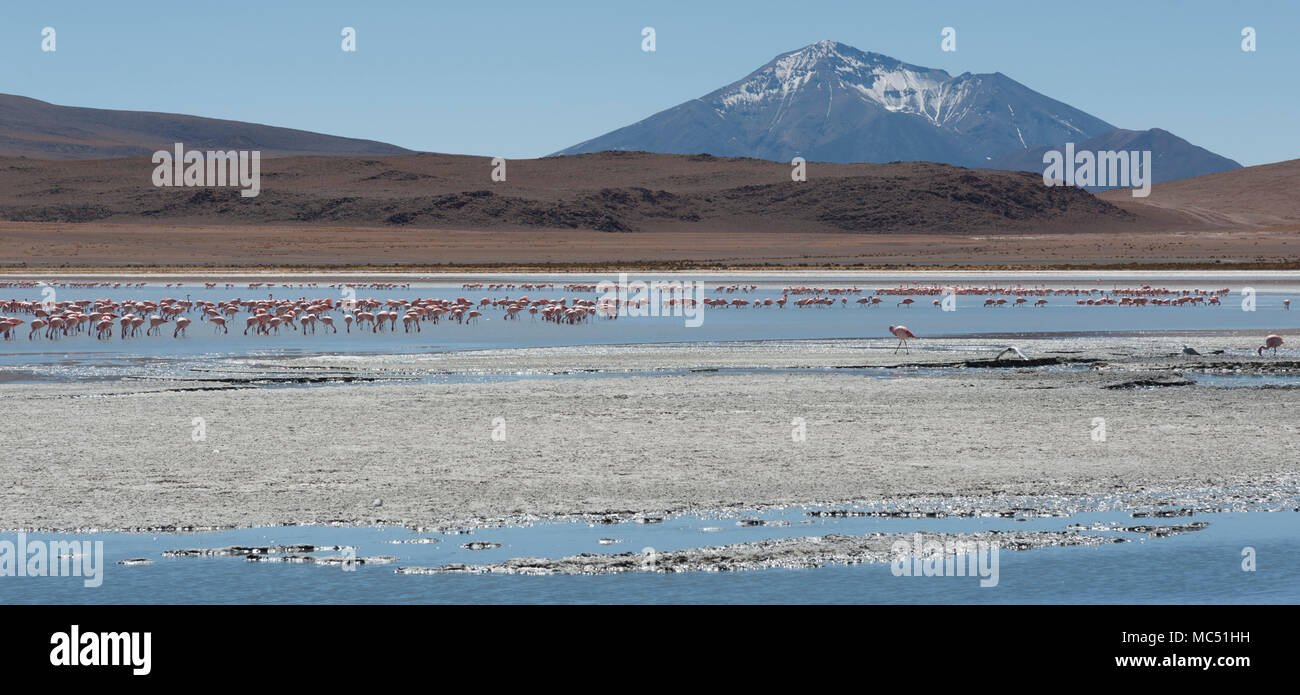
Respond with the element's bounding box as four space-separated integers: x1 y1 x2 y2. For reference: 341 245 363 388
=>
553 40 1214 171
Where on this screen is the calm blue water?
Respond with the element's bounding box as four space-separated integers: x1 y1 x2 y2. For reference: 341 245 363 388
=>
2 273 1297 382
3 508 1295 604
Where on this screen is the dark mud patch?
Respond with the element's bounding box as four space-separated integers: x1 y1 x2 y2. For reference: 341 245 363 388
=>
193 375 408 386
461 541 502 550
162 544 356 558
961 357 1088 369
1131 508 1197 518
833 356 1100 370
1104 378 1196 389
1121 522 1210 537
737 518 791 527
65 385 258 398
1180 360 1300 372
246 554 396 566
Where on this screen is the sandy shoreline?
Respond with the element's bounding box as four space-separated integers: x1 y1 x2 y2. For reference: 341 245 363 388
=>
2 336 1298 532
3 221 1300 272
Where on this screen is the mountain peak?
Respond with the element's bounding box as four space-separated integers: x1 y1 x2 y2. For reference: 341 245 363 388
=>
785 39 875 64
554 41 1240 174
767 40 947 81
710 41 958 128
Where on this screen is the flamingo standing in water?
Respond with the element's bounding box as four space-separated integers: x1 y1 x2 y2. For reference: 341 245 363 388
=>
888 325 917 354
146 315 167 336
1258 335 1284 356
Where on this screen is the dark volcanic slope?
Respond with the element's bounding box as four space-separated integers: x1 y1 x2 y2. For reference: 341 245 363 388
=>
0 151 1139 235
0 94 413 159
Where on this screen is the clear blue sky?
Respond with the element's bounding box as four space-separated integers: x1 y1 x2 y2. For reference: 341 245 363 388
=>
3 0 1295 165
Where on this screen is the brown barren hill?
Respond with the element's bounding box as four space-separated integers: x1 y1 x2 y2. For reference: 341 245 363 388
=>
0 151 1133 234
1100 158 1300 228
0 94 412 159
1 151 1297 269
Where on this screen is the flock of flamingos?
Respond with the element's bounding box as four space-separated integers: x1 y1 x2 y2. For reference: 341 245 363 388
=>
0 280 1289 356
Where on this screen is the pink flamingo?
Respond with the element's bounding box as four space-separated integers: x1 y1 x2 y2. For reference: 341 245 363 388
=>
173 317 192 338
1258 335 1284 356
888 325 917 354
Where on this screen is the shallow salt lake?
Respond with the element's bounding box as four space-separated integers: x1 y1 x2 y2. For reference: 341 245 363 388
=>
2 273 1298 383
2 506 1296 604
4 273 1298 604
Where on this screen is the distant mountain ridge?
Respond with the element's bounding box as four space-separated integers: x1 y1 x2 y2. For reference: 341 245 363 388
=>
0 94 414 159
554 40 1239 182
988 128 1241 188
